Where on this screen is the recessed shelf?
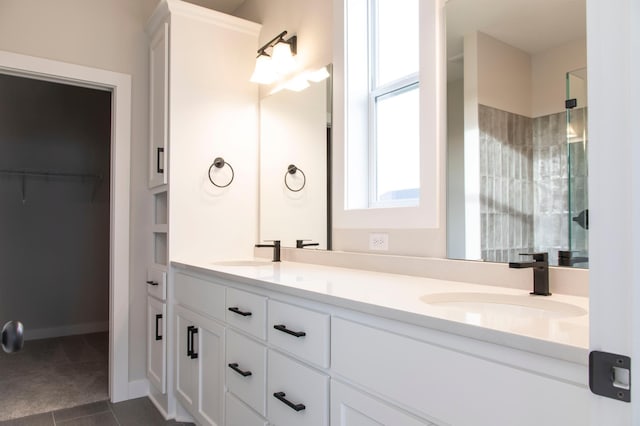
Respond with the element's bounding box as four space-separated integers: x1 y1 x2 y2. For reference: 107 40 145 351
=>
154 191 168 225
154 232 168 266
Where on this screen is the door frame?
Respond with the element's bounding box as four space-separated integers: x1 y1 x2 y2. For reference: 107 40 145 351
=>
0 50 131 403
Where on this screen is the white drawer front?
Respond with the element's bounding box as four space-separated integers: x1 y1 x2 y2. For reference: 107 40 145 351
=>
146 265 167 300
226 287 267 340
226 329 267 416
174 272 224 321
267 350 329 426
268 300 330 368
226 392 267 426
332 318 588 426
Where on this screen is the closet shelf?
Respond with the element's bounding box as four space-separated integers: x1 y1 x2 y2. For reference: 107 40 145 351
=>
0 169 103 203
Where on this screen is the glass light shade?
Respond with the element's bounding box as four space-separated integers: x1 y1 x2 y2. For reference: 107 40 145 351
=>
306 67 330 82
271 41 296 75
250 54 277 84
284 75 310 92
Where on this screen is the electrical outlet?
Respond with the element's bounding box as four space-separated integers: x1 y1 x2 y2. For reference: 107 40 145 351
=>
369 233 389 251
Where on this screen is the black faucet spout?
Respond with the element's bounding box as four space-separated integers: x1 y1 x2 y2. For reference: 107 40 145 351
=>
255 240 281 262
296 239 320 249
509 252 551 296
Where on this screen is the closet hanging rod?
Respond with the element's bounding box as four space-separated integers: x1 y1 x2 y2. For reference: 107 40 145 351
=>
0 169 101 180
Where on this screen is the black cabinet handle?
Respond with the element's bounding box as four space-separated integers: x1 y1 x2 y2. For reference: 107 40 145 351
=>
146 280 159 286
155 314 162 341
273 392 306 412
274 324 306 338
189 326 198 359
186 326 194 357
228 363 252 377
228 307 252 317
157 147 164 174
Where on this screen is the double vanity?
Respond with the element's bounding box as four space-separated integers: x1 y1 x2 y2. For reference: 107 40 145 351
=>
161 257 589 426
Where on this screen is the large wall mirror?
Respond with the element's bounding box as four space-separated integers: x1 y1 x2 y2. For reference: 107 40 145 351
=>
446 0 589 268
259 65 332 250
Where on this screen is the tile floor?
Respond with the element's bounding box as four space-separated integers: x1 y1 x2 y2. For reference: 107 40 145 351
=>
0 398 195 426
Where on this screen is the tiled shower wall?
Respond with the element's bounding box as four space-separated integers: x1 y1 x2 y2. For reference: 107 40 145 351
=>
478 105 584 265
478 105 534 263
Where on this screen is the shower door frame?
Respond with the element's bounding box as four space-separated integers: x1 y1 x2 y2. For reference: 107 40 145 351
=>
0 50 132 403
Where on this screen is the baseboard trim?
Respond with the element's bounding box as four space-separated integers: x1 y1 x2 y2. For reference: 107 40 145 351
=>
128 379 150 400
149 392 170 420
25 321 109 341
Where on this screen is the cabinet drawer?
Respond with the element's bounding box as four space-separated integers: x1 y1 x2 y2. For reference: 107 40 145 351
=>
268 300 330 368
267 350 329 426
332 318 588 426
226 329 266 416
226 392 267 426
226 287 267 340
146 265 167 300
174 272 224 321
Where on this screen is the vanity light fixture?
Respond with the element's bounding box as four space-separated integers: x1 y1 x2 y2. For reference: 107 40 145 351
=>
269 66 331 94
305 66 330 83
249 30 297 85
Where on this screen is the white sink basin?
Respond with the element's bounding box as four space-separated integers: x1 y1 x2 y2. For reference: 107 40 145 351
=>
211 260 273 267
420 292 587 319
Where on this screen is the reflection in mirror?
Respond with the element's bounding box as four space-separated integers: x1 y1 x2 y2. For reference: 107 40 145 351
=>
446 0 588 268
259 65 332 250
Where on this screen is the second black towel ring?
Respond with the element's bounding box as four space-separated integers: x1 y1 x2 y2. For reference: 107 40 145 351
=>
208 157 234 188
284 164 306 192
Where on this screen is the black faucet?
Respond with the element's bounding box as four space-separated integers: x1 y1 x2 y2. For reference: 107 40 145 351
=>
296 239 319 249
255 240 281 262
558 250 589 267
509 252 551 296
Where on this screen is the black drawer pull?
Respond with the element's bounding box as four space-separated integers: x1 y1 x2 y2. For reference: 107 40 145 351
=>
155 314 162 341
273 392 306 412
228 307 252 317
146 280 159 286
274 324 306 338
157 147 164 173
186 326 194 357
189 326 198 359
228 363 252 377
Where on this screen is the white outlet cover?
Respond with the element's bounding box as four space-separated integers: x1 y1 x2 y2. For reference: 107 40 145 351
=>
369 233 389 251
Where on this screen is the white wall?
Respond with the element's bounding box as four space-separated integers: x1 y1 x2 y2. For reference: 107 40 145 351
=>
476 32 532 118
532 38 587 117
167 6 261 262
0 75 110 338
0 0 157 382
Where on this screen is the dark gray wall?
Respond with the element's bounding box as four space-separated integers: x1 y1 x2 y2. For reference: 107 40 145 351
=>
0 74 111 337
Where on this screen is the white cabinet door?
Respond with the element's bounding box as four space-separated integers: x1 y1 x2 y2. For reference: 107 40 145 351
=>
331 381 434 426
175 307 198 412
175 305 225 426
196 316 225 426
149 21 168 188
147 296 166 393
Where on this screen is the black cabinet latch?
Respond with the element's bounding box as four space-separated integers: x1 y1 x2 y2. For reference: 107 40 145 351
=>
589 350 631 402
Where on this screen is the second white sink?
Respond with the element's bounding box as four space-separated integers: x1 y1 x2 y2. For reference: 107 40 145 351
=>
420 292 587 319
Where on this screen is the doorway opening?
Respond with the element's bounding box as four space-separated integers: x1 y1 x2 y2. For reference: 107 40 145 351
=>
0 50 132 413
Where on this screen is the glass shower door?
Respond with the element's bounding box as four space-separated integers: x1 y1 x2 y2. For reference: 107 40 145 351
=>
565 68 589 267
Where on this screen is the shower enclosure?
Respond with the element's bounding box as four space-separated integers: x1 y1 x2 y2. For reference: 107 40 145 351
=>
564 68 589 267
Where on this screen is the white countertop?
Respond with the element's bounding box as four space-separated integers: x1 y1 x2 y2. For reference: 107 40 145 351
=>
173 259 589 364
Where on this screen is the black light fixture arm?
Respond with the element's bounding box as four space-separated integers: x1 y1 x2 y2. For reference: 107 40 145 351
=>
256 30 297 57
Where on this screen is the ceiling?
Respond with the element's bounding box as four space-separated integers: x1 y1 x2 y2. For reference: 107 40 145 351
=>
182 0 246 14
446 0 586 79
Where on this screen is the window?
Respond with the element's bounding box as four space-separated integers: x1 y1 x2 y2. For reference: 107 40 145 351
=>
346 0 420 209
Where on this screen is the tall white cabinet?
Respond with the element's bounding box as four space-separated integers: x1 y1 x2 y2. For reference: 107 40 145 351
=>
145 0 260 420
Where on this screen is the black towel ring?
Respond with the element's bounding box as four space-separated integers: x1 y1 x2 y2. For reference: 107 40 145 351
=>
208 157 234 188
284 164 306 192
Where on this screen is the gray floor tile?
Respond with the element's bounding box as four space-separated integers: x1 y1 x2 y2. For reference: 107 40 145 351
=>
110 397 169 425
0 412 54 426
55 411 118 426
53 401 110 423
